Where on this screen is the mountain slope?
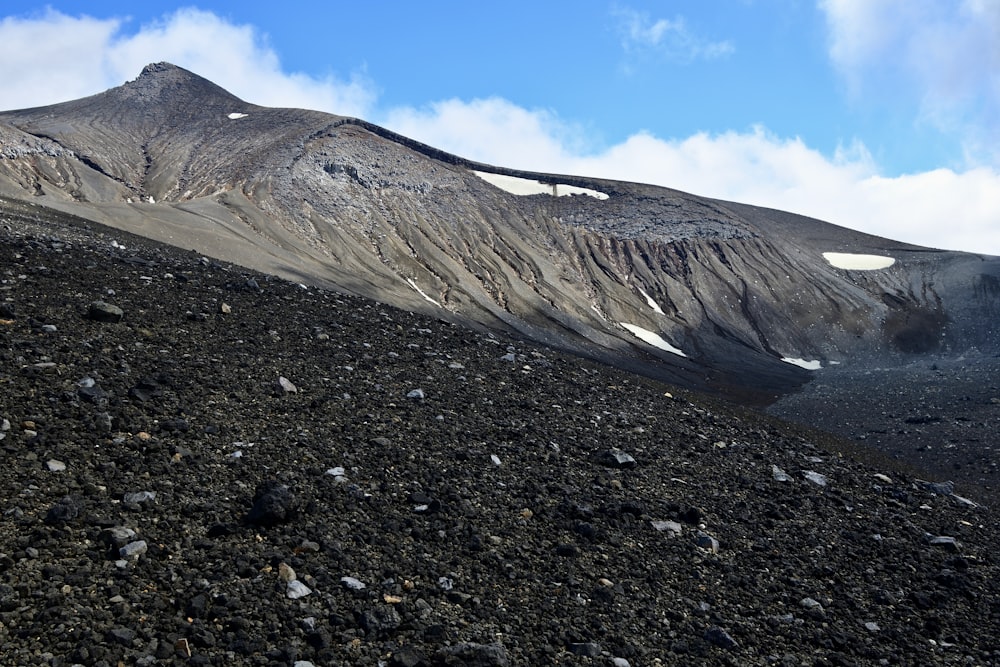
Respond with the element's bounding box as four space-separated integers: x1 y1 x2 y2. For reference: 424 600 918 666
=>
3 63 996 402
1 210 998 666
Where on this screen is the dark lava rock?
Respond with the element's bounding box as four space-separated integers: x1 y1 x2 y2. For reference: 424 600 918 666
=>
599 447 637 469
704 626 739 651
390 645 428 667
87 300 124 322
44 496 81 525
568 642 602 657
678 506 704 525
433 642 509 666
245 481 297 525
77 384 108 405
555 543 580 557
106 626 135 646
359 605 402 638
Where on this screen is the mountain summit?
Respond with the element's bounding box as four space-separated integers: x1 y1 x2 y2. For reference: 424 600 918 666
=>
1 63 998 480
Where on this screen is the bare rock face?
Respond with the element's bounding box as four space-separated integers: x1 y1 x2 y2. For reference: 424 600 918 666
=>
0 64 997 410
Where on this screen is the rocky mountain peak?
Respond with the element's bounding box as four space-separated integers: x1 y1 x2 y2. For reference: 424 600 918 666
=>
139 61 182 76
112 61 245 112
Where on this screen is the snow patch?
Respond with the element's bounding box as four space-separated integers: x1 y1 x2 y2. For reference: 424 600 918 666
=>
782 357 822 370
406 278 441 307
619 323 686 357
823 252 895 270
228 112 249 120
473 171 608 200
636 285 664 314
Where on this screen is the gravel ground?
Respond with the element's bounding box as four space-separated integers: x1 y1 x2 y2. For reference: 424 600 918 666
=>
769 357 1000 504
2 212 999 666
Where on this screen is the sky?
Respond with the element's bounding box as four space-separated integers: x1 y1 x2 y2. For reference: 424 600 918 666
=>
0 1 998 254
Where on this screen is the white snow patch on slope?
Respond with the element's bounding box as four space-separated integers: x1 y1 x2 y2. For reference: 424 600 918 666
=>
406 278 440 307
228 112 249 120
635 285 664 314
782 357 822 370
823 252 895 270
473 171 608 200
620 323 686 357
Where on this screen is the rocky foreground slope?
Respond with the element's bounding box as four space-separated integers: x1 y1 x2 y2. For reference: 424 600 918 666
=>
1 202 998 665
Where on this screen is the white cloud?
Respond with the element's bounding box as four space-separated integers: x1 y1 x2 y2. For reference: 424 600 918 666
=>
612 6 734 62
819 0 1000 165
0 8 375 116
383 98 590 172
0 9 124 108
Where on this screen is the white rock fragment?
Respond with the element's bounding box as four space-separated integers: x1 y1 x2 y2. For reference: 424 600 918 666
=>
772 465 792 482
123 491 156 504
278 376 297 393
952 494 979 508
800 597 824 611
46 459 66 472
651 520 683 535
119 540 148 560
803 471 828 486
286 580 312 599
340 576 366 590
490 454 502 466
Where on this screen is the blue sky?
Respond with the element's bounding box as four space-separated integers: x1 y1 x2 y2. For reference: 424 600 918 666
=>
1 2 998 253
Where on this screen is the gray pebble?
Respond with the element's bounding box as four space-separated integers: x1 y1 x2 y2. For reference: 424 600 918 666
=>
120 540 148 560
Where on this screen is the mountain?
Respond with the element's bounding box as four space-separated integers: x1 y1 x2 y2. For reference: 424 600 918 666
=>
1 208 998 666
1 63 999 494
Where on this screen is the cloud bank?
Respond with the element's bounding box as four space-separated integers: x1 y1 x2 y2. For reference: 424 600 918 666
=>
0 7 997 255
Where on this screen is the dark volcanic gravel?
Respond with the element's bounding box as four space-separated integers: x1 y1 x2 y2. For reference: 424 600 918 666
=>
769 357 1000 504
2 211 1000 666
